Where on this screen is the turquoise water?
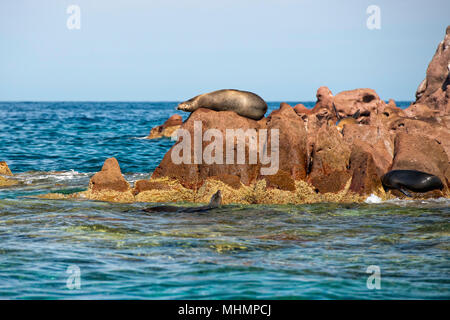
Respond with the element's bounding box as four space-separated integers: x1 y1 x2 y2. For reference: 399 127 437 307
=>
0 102 448 299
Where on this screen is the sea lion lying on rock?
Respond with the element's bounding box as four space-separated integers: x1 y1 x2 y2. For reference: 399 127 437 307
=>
143 190 222 213
381 170 444 197
177 89 268 120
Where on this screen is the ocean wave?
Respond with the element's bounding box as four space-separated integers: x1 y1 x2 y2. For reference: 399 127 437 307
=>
365 193 450 207
14 170 91 184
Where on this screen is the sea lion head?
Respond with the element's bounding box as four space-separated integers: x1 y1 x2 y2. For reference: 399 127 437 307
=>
177 96 199 112
177 101 194 112
209 190 222 207
430 175 444 190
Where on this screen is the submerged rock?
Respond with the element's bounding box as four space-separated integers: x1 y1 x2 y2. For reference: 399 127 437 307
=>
0 176 17 187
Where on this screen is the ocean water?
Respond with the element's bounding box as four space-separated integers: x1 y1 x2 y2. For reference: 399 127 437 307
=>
0 101 449 299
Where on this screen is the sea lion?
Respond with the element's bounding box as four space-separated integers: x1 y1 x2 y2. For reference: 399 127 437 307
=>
143 190 222 213
333 106 360 131
177 89 268 120
381 170 444 197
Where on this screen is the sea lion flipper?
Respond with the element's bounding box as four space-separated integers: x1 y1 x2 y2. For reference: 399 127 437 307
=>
399 188 412 197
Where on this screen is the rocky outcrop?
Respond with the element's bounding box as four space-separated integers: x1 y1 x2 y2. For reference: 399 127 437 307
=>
151 108 267 188
309 86 337 123
148 76 449 198
147 114 183 139
348 146 382 195
341 124 394 177
89 157 130 192
83 157 134 202
266 103 308 180
334 88 384 124
391 133 449 190
69 26 450 202
414 26 450 116
307 124 352 193
133 179 171 195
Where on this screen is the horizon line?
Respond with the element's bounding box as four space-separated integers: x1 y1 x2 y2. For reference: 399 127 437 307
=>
0 99 415 103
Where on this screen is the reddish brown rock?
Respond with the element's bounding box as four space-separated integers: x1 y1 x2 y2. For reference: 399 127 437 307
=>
312 86 334 111
263 169 296 191
164 114 183 127
133 179 171 195
309 87 337 123
391 132 450 190
152 108 266 188
414 26 450 115
387 117 450 158
341 124 394 177
333 88 383 120
404 103 437 118
147 114 183 139
307 125 352 193
209 174 242 189
89 157 130 192
348 146 382 195
293 103 311 117
0 161 13 176
266 103 308 180
382 100 406 119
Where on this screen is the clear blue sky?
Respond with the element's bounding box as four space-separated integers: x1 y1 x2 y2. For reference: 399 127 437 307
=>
0 0 449 101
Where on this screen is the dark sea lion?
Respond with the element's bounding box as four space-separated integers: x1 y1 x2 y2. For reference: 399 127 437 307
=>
177 89 268 120
143 190 222 213
381 170 444 197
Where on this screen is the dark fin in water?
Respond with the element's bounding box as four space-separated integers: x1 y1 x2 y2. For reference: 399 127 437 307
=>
352 109 361 119
399 188 413 197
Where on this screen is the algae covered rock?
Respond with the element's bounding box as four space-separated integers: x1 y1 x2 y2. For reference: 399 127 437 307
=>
0 161 13 176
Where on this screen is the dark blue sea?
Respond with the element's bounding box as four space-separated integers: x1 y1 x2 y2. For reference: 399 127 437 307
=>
0 101 449 299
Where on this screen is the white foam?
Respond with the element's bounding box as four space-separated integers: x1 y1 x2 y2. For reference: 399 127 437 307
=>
365 194 382 204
